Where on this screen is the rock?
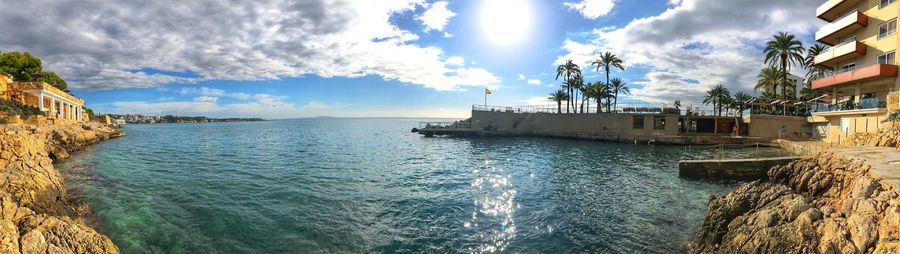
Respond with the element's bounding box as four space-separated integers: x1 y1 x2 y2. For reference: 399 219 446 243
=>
691 146 900 254
0 122 123 253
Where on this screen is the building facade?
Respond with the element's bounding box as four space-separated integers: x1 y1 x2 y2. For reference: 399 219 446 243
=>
812 0 900 143
2 78 86 123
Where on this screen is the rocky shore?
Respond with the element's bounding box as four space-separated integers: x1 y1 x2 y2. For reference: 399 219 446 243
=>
690 127 900 254
0 122 123 253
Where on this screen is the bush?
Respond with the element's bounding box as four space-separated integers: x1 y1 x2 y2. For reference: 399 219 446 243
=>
884 111 900 123
0 99 43 117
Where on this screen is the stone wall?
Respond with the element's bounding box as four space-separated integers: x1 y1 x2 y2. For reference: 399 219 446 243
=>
0 122 123 253
888 91 899 112
847 125 900 149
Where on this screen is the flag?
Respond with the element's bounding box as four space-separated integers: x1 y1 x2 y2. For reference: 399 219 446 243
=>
485 88 492 95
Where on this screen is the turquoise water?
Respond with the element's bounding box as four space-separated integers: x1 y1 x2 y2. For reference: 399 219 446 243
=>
55 118 736 253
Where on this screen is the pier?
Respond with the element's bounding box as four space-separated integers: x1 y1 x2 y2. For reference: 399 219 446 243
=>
678 156 805 180
412 121 477 137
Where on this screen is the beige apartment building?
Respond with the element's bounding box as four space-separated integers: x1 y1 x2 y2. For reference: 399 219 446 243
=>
812 0 900 143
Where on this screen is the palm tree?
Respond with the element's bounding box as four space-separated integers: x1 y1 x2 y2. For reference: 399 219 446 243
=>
548 89 569 114
587 82 609 114
592 52 624 99
804 44 832 82
764 32 805 97
755 66 783 95
703 84 731 116
673 100 682 110
556 60 582 113
571 75 586 113
732 91 752 117
608 78 630 112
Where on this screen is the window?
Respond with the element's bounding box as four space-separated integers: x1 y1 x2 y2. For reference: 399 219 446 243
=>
880 19 897 39
654 116 666 130
841 63 856 72
632 116 644 129
879 51 895 64
841 36 856 45
882 0 896 8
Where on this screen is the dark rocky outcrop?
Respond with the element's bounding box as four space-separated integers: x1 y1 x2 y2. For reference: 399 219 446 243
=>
0 122 123 253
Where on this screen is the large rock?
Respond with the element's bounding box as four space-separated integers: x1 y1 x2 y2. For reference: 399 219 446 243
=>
691 151 900 254
0 122 123 254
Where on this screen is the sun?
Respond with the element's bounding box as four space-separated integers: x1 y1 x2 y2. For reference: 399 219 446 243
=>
480 0 533 46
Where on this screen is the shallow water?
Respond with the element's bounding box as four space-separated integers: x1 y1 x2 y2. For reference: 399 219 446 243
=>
56 118 740 253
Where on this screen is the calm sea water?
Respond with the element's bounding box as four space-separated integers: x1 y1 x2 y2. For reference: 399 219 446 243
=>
55 118 752 253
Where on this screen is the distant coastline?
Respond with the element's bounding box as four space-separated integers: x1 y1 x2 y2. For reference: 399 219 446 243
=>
108 114 266 124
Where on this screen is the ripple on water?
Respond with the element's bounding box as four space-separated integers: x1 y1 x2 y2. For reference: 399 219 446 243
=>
54 119 739 253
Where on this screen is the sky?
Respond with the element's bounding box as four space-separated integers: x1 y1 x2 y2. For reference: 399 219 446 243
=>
0 0 824 119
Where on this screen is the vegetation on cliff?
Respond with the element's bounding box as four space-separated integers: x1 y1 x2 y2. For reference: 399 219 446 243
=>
0 99 43 121
0 51 68 92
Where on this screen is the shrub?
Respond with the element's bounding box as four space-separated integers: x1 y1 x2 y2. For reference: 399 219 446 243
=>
884 111 900 123
0 99 43 117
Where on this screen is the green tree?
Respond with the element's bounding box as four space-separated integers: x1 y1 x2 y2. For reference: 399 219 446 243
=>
804 44 832 82
755 66 783 95
703 84 731 116
764 32 805 97
37 71 68 91
592 52 624 109
608 78 629 112
587 81 611 114
0 51 43 82
732 91 752 116
548 89 569 114
556 59 581 113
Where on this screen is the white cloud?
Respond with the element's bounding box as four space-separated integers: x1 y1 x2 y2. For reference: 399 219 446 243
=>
527 79 541 86
179 87 251 100
446 56 465 66
417 1 456 32
518 74 525 80
558 0 821 105
194 96 218 102
564 0 616 19
0 0 497 91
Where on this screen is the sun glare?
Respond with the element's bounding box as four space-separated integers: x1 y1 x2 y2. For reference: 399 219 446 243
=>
480 0 532 46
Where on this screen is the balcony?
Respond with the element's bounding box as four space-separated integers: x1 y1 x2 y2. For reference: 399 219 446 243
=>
812 63 898 90
809 98 887 115
816 11 867 46
817 0 863 22
814 41 866 67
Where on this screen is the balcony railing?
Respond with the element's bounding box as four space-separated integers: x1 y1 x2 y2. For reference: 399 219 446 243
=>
814 41 866 66
816 11 867 46
809 98 887 113
817 0 863 22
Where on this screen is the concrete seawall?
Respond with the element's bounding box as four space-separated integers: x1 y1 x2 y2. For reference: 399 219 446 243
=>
677 156 805 180
468 110 773 145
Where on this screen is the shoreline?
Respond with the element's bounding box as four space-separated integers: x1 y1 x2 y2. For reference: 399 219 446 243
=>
0 121 124 253
689 126 900 253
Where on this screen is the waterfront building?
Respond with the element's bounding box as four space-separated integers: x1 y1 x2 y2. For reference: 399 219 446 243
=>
1 78 86 122
812 0 900 143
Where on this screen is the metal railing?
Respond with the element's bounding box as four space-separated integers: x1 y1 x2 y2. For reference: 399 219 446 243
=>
809 98 887 113
471 104 739 116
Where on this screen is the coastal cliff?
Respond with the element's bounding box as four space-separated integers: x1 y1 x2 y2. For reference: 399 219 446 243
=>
0 122 122 253
690 127 900 254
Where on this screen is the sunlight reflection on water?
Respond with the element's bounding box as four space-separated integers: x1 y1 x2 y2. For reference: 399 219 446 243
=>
468 159 517 253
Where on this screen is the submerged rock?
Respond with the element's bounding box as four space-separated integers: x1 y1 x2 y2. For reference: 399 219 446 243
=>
0 122 123 254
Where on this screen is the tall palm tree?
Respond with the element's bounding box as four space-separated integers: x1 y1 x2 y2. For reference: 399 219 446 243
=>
804 44 832 82
764 32 805 97
548 89 569 114
571 75 586 113
556 59 581 113
592 52 624 96
608 78 630 112
755 66 783 95
703 84 730 116
587 82 609 114
732 91 752 117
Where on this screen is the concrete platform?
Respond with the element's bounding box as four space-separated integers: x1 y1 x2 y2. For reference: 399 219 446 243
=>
832 146 900 189
678 156 806 180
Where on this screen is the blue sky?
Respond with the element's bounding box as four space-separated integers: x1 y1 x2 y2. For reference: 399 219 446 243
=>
1 0 823 118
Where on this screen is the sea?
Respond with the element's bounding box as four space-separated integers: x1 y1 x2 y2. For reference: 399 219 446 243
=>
54 118 786 253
